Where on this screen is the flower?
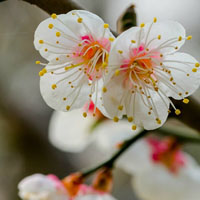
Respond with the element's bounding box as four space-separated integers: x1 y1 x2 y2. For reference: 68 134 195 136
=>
102 19 200 130
48 106 141 153
18 174 117 200
133 164 200 200
49 109 96 152
34 10 114 116
18 174 68 200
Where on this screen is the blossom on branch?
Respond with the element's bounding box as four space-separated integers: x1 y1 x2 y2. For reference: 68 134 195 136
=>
34 10 114 116
18 174 117 200
18 174 68 200
102 18 200 130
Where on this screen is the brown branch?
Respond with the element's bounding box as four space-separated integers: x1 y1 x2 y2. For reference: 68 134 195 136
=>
20 0 82 14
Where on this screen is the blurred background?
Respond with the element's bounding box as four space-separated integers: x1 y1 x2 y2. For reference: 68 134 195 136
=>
0 0 200 199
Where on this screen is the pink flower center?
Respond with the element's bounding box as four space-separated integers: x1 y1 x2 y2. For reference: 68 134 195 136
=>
73 35 110 80
147 137 186 173
120 44 161 88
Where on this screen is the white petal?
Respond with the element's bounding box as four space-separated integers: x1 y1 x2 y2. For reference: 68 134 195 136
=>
34 14 78 61
133 164 200 200
63 10 114 39
128 89 169 130
34 10 113 61
159 52 200 99
143 20 185 54
18 174 68 200
18 174 55 194
40 68 91 111
49 110 96 152
109 27 144 65
76 194 117 200
102 74 127 119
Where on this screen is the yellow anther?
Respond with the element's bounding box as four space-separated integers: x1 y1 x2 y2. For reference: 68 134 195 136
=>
109 37 114 42
102 87 107 93
187 35 192 40
56 32 61 37
127 116 133 122
118 105 123 111
63 97 67 101
115 70 120 76
195 63 200 67
39 71 44 76
131 40 136 43
178 36 182 41
83 112 87 118
65 67 69 71
44 48 48 52
102 62 108 68
39 40 44 44
35 61 41 64
77 17 83 23
140 23 145 28
56 41 59 44
42 68 47 73
52 84 57 90
160 54 163 57
104 23 109 28
175 46 178 50
56 57 59 61
153 17 157 23
113 116 119 122
118 50 123 54
175 109 181 115
185 91 189 95
183 98 189 104
48 24 54 29
157 35 161 40
192 68 197 72
51 13 57 19
93 113 96 117
66 105 70 111
132 125 137 130
156 118 161 124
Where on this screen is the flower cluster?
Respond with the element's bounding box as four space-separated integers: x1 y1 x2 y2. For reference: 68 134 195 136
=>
47 108 200 200
18 173 116 200
35 10 200 130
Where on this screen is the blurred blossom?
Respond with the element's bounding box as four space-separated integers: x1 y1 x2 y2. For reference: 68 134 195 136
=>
18 174 67 200
49 109 96 152
18 174 117 200
48 107 142 155
133 164 200 200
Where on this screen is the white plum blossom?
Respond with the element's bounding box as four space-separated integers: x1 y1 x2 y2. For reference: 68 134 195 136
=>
18 174 68 200
34 10 114 116
102 18 200 130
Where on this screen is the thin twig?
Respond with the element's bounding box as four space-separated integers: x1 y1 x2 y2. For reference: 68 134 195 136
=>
82 130 148 177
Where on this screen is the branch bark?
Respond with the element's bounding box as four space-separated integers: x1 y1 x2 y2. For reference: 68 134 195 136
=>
20 0 82 14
